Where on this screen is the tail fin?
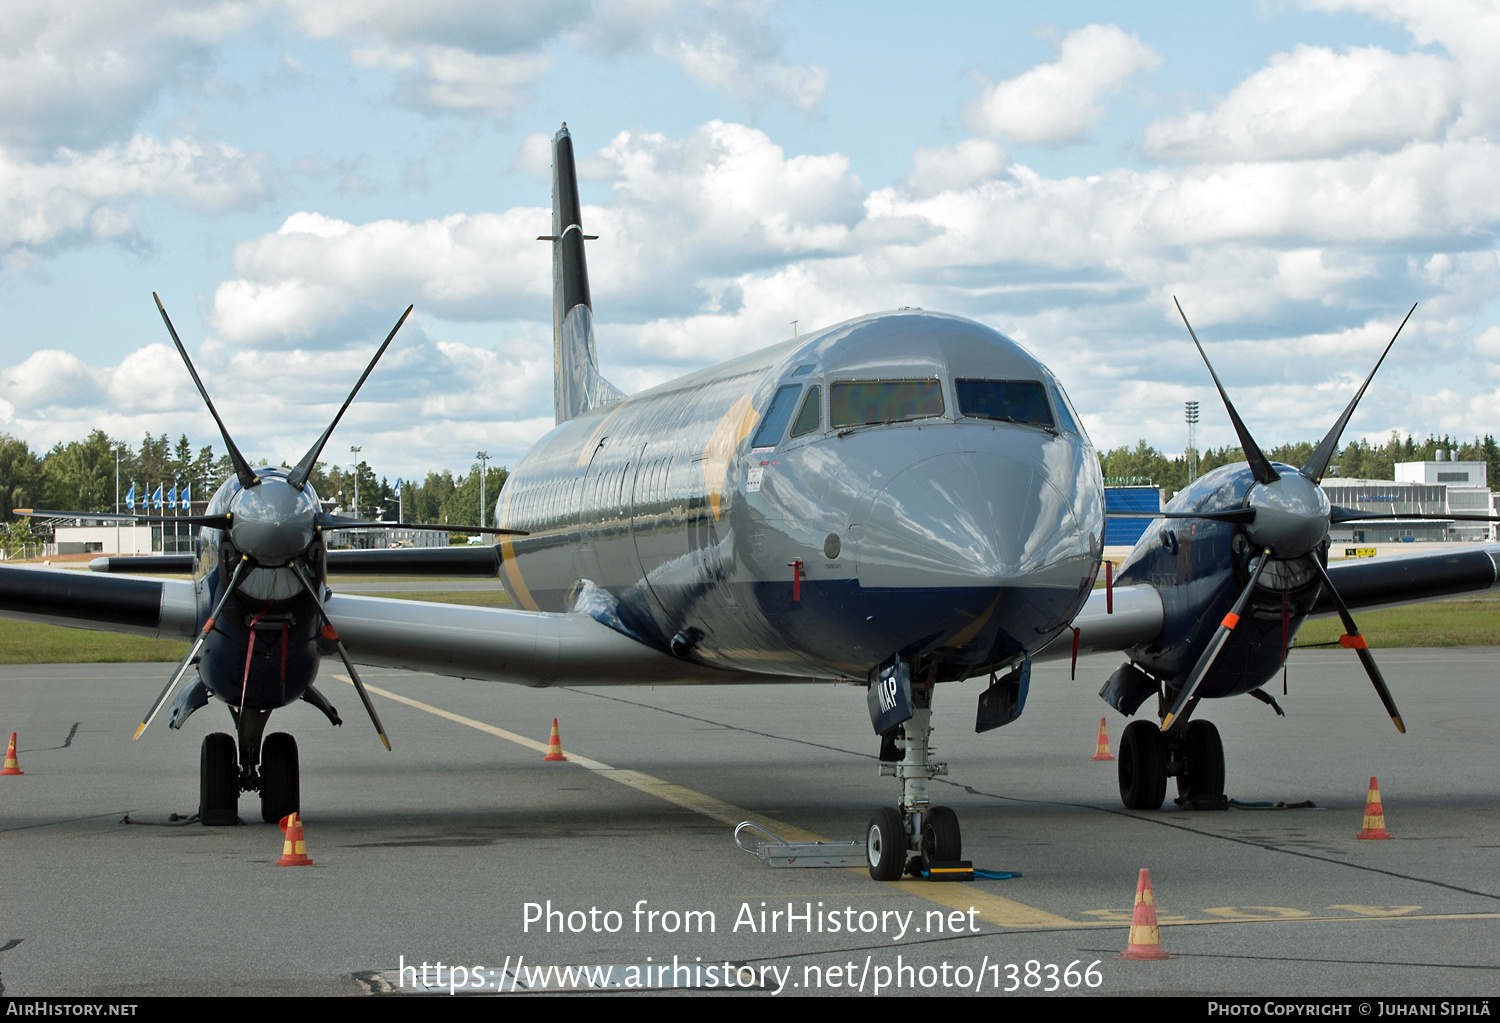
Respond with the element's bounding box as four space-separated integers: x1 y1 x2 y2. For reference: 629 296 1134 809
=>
548 124 624 424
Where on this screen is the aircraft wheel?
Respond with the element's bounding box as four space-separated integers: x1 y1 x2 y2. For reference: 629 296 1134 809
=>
200 732 239 826
920 806 962 872
260 732 300 824
1118 721 1168 810
867 806 906 881
1177 720 1225 800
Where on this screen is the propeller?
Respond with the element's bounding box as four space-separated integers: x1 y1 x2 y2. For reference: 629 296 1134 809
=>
15 508 233 530
287 560 391 751
131 296 418 748
1162 299 1420 736
134 555 251 740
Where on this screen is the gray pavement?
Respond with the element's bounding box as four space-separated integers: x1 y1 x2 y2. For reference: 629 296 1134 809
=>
1 647 1497 997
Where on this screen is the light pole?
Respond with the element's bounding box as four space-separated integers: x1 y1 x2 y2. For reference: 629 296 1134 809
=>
350 446 362 519
476 451 489 530
1185 401 1200 484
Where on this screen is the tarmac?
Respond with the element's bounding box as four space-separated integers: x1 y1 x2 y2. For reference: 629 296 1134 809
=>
1 647 1497 997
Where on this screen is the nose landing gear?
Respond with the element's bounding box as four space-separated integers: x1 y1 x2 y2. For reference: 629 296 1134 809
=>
866 685 961 880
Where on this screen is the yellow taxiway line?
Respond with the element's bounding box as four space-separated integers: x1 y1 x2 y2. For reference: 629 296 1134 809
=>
346 678 1500 934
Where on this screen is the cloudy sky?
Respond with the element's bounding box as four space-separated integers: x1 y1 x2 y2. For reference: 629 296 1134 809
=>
2 0 1498 481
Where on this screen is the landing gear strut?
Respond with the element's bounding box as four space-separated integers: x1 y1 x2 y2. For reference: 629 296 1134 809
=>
867 682 961 880
1117 713 1226 810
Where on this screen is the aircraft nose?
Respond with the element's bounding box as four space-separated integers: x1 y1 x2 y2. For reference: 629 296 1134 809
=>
856 450 1092 591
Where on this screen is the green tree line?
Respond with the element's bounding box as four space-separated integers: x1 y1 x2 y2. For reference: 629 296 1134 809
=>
1101 432 1500 500
0 431 509 531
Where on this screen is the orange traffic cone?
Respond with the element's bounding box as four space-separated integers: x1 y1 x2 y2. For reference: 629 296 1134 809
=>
1 732 22 775
1119 868 1170 960
543 718 568 761
1091 717 1115 761
276 812 314 866
1356 776 1392 840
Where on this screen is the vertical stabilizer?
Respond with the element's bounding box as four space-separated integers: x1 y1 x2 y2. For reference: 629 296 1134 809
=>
549 124 624 424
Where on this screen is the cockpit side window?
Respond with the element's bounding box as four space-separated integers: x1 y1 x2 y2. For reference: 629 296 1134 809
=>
1050 384 1082 436
829 380 944 428
955 379 1054 429
790 385 821 437
751 384 803 448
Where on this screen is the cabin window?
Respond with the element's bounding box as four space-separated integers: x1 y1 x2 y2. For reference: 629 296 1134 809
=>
955 379 1054 429
790 385 821 437
829 380 944 428
752 384 803 448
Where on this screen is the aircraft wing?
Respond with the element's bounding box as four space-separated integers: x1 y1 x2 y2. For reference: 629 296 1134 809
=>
88 544 503 577
0 563 809 687
1312 544 1500 614
1034 544 1500 665
322 593 812 686
1033 584 1163 664
0 565 197 639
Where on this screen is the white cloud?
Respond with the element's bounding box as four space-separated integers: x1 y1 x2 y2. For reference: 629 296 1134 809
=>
0 0 266 154
0 134 269 259
903 139 1010 198
963 24 1161 146
1144 45 1461 162
209 208 553 347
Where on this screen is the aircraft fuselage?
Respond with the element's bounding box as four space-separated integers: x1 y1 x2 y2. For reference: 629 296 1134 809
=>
499 309 1105 683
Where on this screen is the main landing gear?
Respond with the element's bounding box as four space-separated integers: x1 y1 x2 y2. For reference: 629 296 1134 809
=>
1118 716 1225 810
866 684 962 880
198 708 301 825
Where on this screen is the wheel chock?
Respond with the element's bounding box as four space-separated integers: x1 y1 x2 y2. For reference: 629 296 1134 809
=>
1 732 22 775
921 860 974 881
734 821 866 868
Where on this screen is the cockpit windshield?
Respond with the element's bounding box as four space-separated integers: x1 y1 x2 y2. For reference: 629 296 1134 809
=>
829 380 944 428
955 379 1054 429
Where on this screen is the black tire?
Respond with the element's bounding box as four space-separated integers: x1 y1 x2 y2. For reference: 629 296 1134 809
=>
1177 720 1225 800
260 732 300 824
200 732 239 826
1118 720 1168 810
920 806 962 871
867 806 906 881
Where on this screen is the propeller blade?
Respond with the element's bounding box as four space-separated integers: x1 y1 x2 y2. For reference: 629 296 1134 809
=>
1300 303 1415 482
14 508 232 529
1161 551 1273 734
1329 506 1500 525
315 515 528 536
1174 297 1280 485
154 293 260 491
133 555 251 740
1309 557 1405 733
287 305 413 490
288 561 391 750
1105 509 1256 524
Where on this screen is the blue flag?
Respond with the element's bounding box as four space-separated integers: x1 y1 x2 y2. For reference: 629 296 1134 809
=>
166 485 177 510
182 482 191 510
152 485 163 510
125 484 135 511
394 478 402 497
